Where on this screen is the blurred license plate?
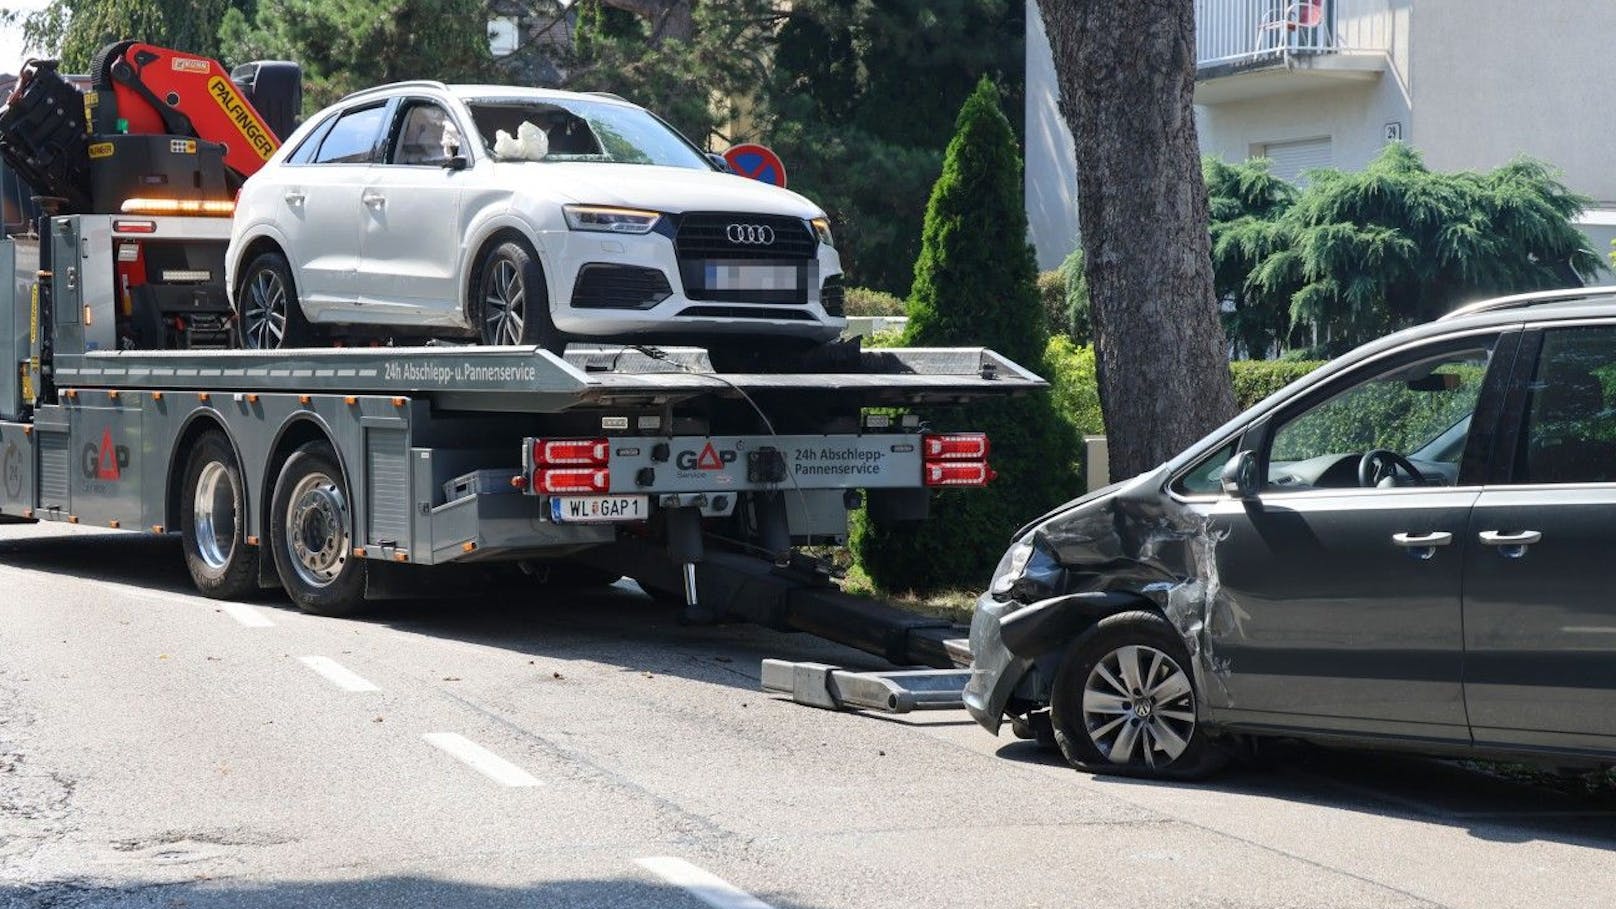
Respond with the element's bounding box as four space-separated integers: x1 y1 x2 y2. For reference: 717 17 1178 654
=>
551 495 647 523
705 262 799 291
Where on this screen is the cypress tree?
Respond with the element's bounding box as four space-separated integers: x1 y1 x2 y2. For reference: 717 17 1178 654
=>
854 77 1082 593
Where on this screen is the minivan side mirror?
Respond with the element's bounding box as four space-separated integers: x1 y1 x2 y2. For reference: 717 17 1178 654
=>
1220 450 1260 499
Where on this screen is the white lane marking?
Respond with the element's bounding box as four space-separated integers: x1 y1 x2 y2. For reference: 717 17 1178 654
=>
214 601 276 628
298 656 379 692
422 733 542 787
634 857 776 909
124 589 274 627
0 567 280 628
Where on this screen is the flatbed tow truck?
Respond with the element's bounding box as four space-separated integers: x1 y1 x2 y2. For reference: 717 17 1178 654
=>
0 44 1043 684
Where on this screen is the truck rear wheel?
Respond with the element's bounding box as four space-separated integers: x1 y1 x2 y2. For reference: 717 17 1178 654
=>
270 441 367 615
179 432 259 599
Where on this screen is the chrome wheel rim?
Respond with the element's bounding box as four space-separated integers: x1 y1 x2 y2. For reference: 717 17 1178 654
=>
286 471 350 588
244 268 289 349
481 258 526 345
192 461 237 570
1083 644 1196 768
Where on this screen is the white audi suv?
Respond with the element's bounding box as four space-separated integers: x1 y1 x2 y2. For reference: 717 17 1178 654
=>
225 82 845 350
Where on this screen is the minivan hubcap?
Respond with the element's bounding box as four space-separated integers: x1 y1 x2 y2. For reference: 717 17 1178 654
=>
244 269 289 349
482 258 526 345
1083 644 1196 768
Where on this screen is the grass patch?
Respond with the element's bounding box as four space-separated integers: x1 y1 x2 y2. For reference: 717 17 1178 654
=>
839 562 980 624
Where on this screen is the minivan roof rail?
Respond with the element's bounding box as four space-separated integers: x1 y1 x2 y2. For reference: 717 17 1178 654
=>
1440 286 1616 321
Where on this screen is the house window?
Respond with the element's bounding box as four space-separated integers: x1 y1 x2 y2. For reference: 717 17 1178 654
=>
1257 136 1333 183
488 16 520 57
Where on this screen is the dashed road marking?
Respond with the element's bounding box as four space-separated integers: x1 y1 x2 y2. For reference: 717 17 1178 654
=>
298 655 379 692
215 601 276 628
422 733 542 787
635 857 776 909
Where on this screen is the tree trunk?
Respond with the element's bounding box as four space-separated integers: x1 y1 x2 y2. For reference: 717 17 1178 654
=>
1035 0 1237 481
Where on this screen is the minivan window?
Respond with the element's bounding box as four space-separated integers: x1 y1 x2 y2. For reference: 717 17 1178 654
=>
1516 327 1616 484
1265 345 1493 490
1172 441 1237 496
314 104 387 164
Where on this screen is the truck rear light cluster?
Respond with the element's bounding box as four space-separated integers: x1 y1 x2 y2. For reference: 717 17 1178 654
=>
529 438 612 494
533 438 609 465
923 432 990 461
534 468 611 493
921 433 993 487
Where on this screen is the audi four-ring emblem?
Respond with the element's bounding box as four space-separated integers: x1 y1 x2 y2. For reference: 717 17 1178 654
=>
726 223 775 245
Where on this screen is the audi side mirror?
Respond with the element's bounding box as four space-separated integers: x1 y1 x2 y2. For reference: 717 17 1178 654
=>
707 152 733 173
1220 450 1259 499
443 154 468 172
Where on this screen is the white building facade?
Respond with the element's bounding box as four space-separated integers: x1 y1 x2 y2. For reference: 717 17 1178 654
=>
1026 0 1616 272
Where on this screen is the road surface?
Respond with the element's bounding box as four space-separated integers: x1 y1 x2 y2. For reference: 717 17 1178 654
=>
1 522 1612 908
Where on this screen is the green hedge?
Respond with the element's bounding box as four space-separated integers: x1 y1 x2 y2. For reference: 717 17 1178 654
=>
1229 359 1325 410
844 286 907 317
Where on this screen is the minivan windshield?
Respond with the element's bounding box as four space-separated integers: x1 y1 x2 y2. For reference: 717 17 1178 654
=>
465 98 710 169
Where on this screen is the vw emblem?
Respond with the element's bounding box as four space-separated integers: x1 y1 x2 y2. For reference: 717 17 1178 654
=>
726 223 775 245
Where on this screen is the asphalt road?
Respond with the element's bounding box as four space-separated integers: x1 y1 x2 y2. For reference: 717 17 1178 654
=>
2 521 1613 909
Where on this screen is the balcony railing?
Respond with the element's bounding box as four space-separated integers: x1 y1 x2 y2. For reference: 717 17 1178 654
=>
1196 0 1392 70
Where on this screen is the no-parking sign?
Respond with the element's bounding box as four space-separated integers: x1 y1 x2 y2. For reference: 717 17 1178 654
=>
722 143 788 188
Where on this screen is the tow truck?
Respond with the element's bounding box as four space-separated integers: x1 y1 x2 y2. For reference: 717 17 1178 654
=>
0 43 1044 674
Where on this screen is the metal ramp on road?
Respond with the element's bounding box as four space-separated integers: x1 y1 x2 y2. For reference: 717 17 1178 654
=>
761 660 971 714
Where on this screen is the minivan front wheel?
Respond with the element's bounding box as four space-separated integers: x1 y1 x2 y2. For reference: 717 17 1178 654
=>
1049 610 1226 779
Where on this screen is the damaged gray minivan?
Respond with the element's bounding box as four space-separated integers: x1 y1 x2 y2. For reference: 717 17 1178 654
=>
966 287 1616 778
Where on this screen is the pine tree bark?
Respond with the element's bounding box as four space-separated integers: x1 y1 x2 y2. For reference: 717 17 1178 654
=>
1035 0 1237 480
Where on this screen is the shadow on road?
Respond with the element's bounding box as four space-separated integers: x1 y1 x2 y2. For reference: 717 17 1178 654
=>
1 874 829 909
0 529 895 695
993 737 1616 853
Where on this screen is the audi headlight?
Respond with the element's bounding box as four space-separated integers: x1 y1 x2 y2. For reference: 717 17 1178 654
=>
563 205 662 234
810 216 834 247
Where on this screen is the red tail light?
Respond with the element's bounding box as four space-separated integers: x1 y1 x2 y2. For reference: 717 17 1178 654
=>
534 438 610 466
922 432 990 461
924 462 995 487
535 468 610 493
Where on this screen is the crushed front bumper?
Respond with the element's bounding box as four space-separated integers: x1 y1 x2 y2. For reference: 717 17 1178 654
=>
962 594 1033 735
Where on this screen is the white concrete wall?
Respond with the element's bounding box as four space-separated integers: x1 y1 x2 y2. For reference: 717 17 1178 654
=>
1024 0 1080 270
1197 79 1410 174
1408 0 1616 206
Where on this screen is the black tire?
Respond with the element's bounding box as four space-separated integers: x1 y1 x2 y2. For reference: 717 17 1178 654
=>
1049 610 1228 779
269 441 367 616
179 432 259 599
471 239 561 351
238 251 313 350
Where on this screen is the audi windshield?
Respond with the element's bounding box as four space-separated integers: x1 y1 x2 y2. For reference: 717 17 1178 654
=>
465 99 712 170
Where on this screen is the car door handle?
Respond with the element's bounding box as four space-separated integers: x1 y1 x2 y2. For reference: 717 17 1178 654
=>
1392 531 1453 547
283 191 306 206
361 191 385 208
1479 530 1542 546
